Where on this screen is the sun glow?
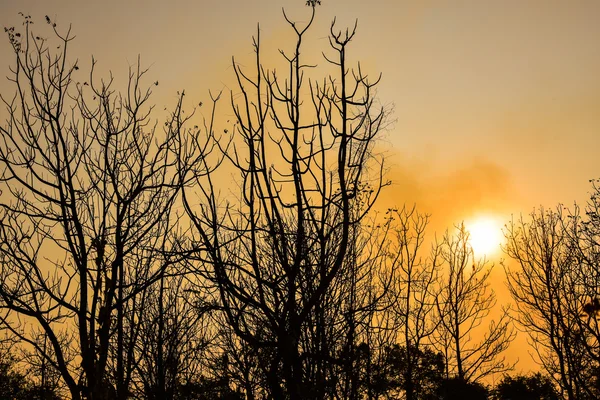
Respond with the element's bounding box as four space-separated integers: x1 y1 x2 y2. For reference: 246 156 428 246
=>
466 217 503 257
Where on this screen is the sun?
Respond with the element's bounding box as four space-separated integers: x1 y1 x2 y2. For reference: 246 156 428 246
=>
466 216 503 257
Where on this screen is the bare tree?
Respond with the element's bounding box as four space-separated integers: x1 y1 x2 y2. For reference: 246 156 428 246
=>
566 181 600 394
182 7 390 399
127 272 215 400
504 198 600 399
21 330 66 398
386 206 443 400
313 210 397 399
0 17 200 400
435 225 515 383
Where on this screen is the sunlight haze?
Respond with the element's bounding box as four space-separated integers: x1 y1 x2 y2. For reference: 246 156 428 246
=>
465 216 504 258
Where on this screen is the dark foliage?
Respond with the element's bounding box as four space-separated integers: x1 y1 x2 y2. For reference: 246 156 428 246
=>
175 378 244 400
0 355 60 400
369 344 444 399
494 373 559 400
437 377 489 400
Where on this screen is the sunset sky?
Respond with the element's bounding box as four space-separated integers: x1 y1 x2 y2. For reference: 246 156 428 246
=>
1 0 599 376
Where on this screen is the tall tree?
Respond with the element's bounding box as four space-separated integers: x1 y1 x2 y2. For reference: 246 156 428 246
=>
183 7 390 399
0 17 198 400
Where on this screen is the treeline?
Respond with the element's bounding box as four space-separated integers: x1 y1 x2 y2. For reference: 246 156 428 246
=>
0 340 562 399
0 7 597 400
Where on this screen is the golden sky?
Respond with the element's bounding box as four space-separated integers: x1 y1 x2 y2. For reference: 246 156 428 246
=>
1 0 599 375
2 0 598 224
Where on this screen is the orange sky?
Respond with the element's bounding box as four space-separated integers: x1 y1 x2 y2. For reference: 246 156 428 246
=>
2 0 597 221
1 0 599 376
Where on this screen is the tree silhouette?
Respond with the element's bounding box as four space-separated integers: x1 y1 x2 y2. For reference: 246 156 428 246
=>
367 343 444 399
434 225 515 383
0 16 201 400
182 7 390 399
494 373 559 400
504 187 600 399
0 340 60 400
127 274 215 400
385 206 444 400
3 5 591 400
437 377 489 400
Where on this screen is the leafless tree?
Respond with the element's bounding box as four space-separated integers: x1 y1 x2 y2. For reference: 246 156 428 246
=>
504 197 600 399
386 206 443 400
313 210 397 399
0 17 202 400
435 225 515 383
20 330 66 397
125 272 215 400
182 7 390 399
566 181 600 385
